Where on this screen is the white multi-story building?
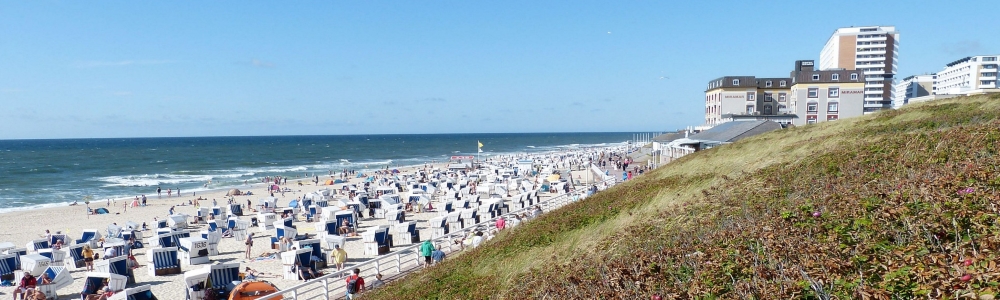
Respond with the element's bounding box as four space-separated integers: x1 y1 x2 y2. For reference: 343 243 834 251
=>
892 75 933 108
934 55 999 95
819 26 899 114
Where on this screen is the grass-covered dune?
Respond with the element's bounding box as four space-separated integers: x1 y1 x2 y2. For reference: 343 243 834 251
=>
366 94 1000 299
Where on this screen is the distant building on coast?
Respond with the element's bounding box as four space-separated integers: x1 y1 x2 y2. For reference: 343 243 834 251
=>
895 55 998 107
788 60 866 125
652 120 782 165
704 76 795 127
933 55 1000 96
892 75 933 108
819 26 899 113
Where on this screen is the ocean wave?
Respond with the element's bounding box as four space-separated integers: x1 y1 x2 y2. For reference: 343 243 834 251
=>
96 174 218 187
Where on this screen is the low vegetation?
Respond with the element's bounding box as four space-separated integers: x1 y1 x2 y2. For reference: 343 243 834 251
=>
367 94 1000 299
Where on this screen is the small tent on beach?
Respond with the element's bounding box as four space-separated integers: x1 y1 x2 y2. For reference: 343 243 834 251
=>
95 208 110 214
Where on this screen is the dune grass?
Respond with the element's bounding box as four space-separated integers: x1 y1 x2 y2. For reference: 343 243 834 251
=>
365 94 1000 299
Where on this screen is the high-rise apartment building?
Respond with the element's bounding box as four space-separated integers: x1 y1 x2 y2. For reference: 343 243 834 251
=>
819 26 899 113
892 75 933 108
934 55 999 95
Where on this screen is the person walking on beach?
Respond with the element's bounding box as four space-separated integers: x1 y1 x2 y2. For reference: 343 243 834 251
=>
167 189 171 197
156 187 161 198
345 268 365 299
141 195 146 206
244 233 254 259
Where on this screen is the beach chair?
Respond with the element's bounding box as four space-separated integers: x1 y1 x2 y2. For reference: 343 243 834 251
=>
104 241 128 258
107 284 157 300
280 248 312 280
83 272 127 297
155 219 168 229
36 249 66 267
334 211 356 232
184 263 241 300
26 239 50 252
146 247 181 276
95 255 135 284
447 211 464 233
196 208 210 223
200 230 221 256
0 242 15 254
429 216 449 239
7 248 27 270
460 209 480 228
386 208 405 223
0 253 17 281
48 234 68 247
314 199 329 208
20 253 51 276
293 239 326 269
75 229 102 248
392 221 419 246
315 219 338 237
168 214 189 229
232 219 250 241
228 203 243 216
107 224 124 239
65 243 87 270
363 226 391 256
178 237 210 265
257 213 276 233
35 265 73 299
211 206 226 217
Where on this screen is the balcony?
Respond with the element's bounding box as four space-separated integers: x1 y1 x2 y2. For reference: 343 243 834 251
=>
865 95 887 101
856 50 886 56
864 101 888 108
856 56 884 62
857 36 887 42
865 82 886 88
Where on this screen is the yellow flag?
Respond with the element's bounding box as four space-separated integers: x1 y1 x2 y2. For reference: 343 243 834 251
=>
478 141 483 148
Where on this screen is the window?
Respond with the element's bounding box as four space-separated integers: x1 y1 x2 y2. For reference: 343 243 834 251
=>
984 57 997 62
780 80 787 87
764 106 772 114
828 102 839 112
827 115 839 121
829 88 839 98
733 79 740 85
764 92 773 102
748 93 755 101
766 81 772 87
808 88 819 98
832 74 840 81
812 74 820 81
807 119 817 124
746 105 755 114
807 103 818 113
779 93 786 102
850 73 859 80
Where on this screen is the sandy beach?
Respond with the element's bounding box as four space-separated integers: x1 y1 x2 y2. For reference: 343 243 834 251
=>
0 146 620 300
0 162 464 299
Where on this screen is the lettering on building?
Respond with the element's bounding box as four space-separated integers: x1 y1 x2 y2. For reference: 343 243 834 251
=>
841 90 864 94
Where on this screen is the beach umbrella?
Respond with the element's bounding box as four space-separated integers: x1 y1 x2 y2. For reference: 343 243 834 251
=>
288 200 299 208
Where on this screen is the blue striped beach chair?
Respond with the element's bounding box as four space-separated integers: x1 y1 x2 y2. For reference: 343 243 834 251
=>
76 229 101 247
66 243 87 270
26 239 49 252
0 253 17 281
95 255 135 285
146 247 180 276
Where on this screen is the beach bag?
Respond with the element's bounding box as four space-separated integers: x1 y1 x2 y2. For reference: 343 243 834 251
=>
346 275 360 294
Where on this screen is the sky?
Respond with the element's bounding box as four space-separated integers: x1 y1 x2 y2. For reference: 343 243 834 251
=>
1 1 997 139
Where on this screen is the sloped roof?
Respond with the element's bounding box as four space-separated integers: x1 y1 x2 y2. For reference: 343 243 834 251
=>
687 120 781 143
652 131 688 142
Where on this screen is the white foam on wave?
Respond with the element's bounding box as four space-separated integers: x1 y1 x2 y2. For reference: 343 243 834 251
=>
96 174 218 187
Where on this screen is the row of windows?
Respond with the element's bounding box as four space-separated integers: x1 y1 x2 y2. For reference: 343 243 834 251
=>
857 54 886 59
857 34 885 38
805 115 839 124
806 103 839 113
807 88 842 98
857 41 887 46
810 73 859 81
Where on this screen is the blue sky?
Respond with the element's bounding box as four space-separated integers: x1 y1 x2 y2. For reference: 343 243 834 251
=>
1 1 997 139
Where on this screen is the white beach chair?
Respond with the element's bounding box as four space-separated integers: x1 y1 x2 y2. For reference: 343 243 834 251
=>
108 284 157 300
178 237 210 265
35 265 73 299
20 253 51 276
147 247 181 276
0 253 17 282
94 255 135 284
81 272 127 299
36 248 66 267
184 263 242 300
392 221 419 246
168 214 189 229
200 230 222 256
280 248 311 280
429 216 449 239
26 239 50 252
362 225 390 256
257 212 277 233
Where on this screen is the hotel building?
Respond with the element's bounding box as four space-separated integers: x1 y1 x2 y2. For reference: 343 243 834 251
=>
819 26 899 113
788 60 865 125
704 76 793 126
892 75 933 108
933 55 999 95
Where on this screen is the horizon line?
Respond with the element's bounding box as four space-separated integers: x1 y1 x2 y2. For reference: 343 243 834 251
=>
0 131 667 142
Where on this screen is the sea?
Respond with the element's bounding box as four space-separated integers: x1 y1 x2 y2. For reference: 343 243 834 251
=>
0 133 635 213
